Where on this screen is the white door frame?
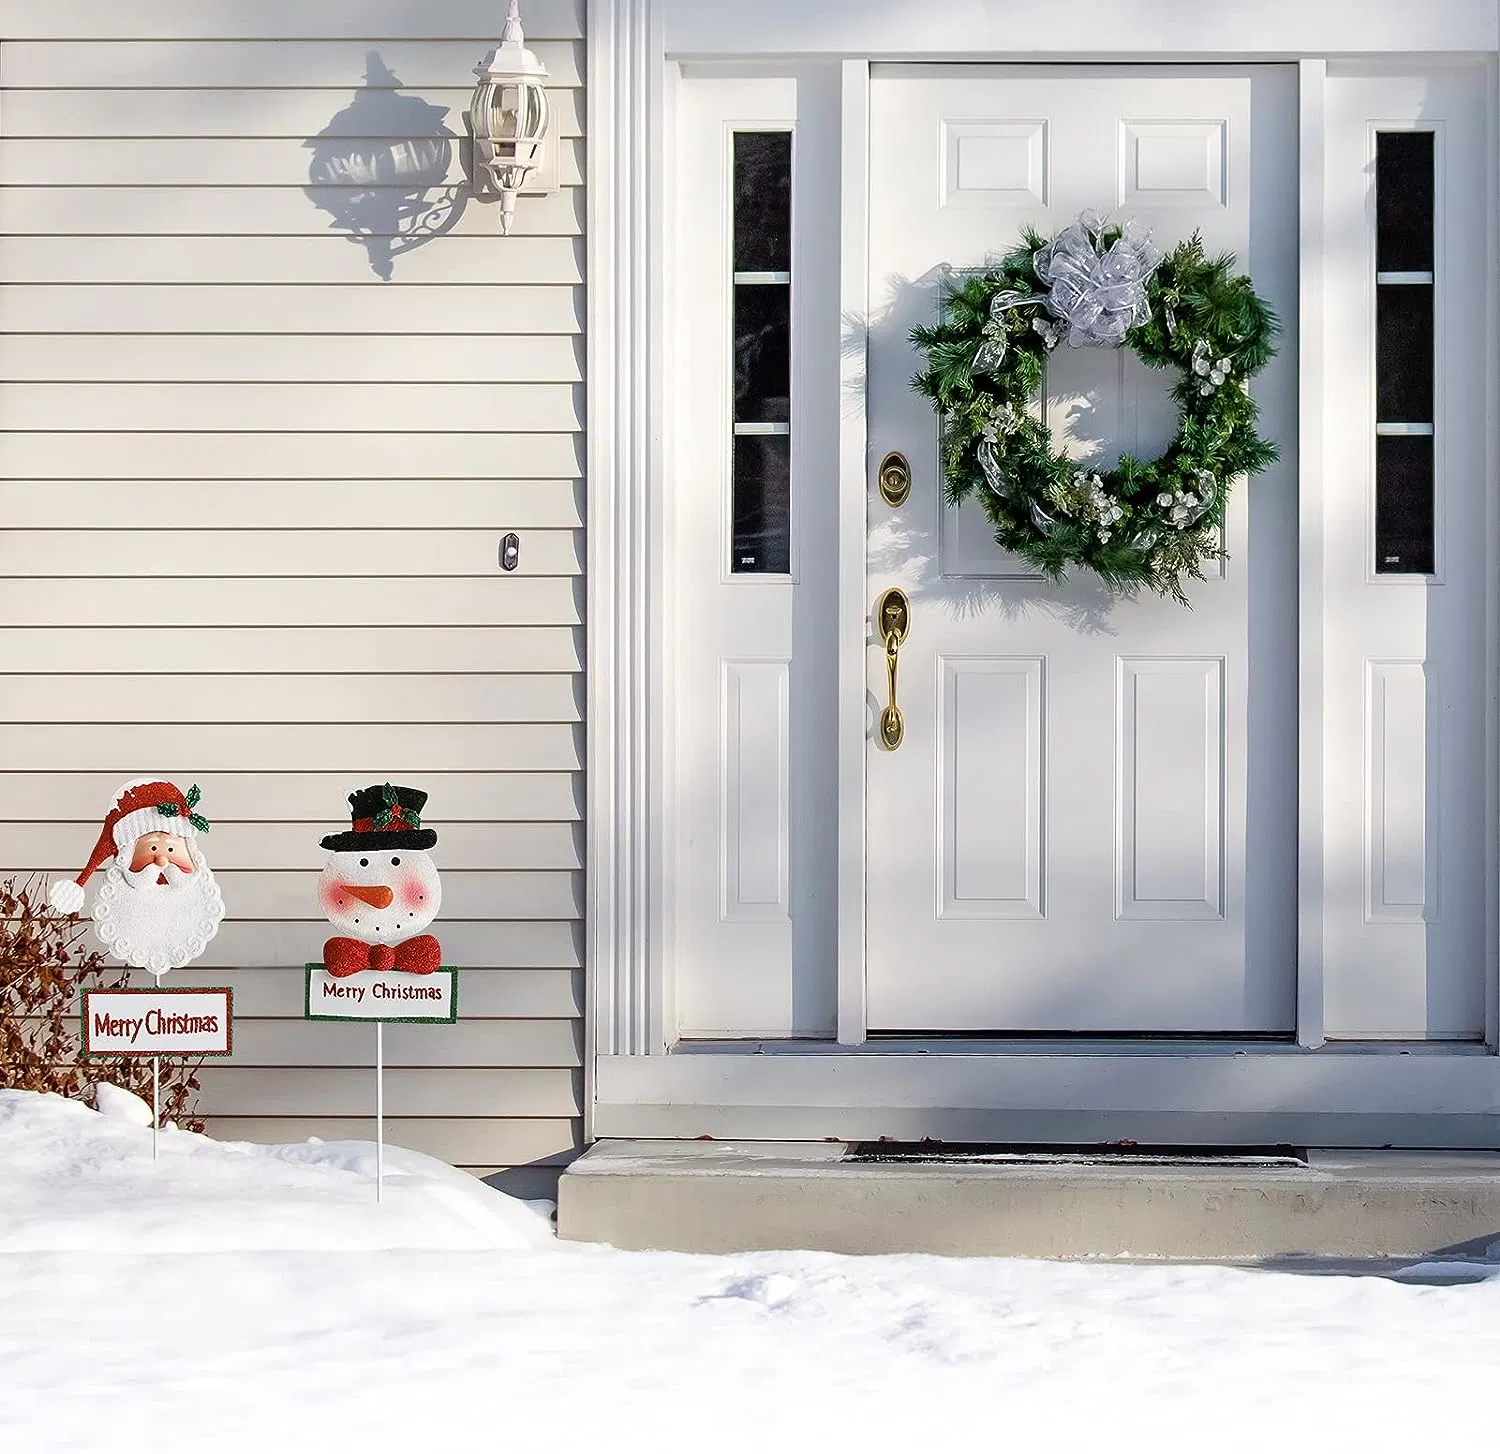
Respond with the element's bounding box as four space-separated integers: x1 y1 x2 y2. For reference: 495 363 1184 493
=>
585 0 1500 1141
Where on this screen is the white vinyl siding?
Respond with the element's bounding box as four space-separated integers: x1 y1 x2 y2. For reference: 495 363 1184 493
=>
0 0 586 1199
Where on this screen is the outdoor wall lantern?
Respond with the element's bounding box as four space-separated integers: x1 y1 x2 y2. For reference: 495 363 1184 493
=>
469 0 551 234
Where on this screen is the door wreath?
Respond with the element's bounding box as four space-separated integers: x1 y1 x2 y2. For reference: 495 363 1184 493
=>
909 211 1279 604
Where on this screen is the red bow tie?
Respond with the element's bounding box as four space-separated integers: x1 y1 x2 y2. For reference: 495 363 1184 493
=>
323 934 441 978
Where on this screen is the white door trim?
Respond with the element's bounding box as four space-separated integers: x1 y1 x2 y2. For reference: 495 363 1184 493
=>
836 59 871 1044
1297 57 1328 1049
586 0 669 1086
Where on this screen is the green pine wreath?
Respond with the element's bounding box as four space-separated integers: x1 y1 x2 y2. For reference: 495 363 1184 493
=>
910 216 1279 604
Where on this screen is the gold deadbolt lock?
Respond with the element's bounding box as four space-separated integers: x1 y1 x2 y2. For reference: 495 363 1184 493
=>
877 451 911 508
875 587 910 751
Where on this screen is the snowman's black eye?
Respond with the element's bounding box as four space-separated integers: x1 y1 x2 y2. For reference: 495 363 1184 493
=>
359 858 369 867
391 856 400 866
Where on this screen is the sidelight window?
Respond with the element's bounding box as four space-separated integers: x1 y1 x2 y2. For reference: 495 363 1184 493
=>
1373 129 1435 576
729 129 792 574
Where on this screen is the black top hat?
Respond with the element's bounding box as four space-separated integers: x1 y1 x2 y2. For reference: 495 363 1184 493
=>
320 783 438 852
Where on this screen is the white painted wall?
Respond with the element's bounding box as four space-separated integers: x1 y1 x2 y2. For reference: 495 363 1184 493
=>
0 0 586 1196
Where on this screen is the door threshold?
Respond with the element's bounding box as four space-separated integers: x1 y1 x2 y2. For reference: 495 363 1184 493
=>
672 1037 1489 1057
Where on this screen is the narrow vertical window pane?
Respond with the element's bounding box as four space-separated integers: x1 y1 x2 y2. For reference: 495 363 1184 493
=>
733 131 792 274
731 129 792 576
1376 131 1434 274
734 283 790 423
732 434 791 574
1375 284 1433 423
1375 435 1435 575
1374 131 1435 576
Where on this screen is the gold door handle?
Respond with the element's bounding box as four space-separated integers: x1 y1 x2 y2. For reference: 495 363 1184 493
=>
876 587 910 750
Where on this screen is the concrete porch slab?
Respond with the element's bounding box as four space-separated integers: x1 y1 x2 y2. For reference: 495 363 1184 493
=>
556 1140 1500 1261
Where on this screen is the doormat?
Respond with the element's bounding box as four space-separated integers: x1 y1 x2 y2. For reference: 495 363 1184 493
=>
845 1142 1308 1168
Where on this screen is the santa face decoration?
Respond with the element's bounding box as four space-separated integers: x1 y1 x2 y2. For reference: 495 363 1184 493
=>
51 779 225 976
318 784 443 977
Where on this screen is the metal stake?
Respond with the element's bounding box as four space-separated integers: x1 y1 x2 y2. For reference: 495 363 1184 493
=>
151 970 163 1163
375 1021 384 1203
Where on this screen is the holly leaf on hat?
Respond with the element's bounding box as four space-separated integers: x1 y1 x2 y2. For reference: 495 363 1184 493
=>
157 802 181 819
188 811 210 833
185 784 202 810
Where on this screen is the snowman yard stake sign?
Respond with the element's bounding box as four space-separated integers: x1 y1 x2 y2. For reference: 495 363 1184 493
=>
50 779 233 1160
307 785 458 1200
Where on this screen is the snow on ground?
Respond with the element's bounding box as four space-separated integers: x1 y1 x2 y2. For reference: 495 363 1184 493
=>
2 1088 1498 1453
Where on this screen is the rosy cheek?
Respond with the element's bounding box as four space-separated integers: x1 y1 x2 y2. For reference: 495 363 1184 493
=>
399 875 429 911
318 881 346 915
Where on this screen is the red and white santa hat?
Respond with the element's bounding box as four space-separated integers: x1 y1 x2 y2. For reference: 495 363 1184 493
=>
50 778 210 914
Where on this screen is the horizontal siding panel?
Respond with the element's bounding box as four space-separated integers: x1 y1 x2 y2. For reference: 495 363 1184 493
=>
0 921 582 974
228 1017 579 1068
0 722 582 772
1 528 582 578
0 1 586 41
0 383 584 434
0 674 581 726
0 236 586 286
0 480 585 529
0 87 585 140
0 137 584 188
173 966 582 1017
184 919 581 969
0 285 583 335
0 626 583 673
1 41 586 90
0 432 584 480
196 1067 580 1119
10 866 583 919
0 577 583 627
201 1116 581 1167
479 1165 565 1198
1 336 585 385
0 774 581 825
21 820 583 870
0 184 585 238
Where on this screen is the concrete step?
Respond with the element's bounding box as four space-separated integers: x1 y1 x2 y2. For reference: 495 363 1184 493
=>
557 1140 1500 1260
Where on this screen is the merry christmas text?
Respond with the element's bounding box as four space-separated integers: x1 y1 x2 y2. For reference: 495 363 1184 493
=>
91 1008 221 1044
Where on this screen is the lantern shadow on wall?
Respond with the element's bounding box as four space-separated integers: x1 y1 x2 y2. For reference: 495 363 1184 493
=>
304 52 469 281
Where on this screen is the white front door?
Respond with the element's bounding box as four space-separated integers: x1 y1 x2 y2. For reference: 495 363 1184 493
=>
865 66 1300 1032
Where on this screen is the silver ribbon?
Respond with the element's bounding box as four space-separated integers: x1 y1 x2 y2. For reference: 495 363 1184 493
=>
1033 211 1163 349
977 440 1018 501
972 287 1046 373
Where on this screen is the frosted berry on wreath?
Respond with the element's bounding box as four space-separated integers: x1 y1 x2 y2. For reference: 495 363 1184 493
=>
49 778 225 976
909 210 1280 604
318 784 442 978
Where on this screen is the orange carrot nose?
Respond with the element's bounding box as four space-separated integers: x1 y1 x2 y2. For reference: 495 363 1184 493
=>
342 883 394 909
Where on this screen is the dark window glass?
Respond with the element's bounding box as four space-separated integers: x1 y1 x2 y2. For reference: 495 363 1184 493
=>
1376 131 1434 273
731 434 791 574
1376 284 1434 424
733 131 792 274
1375 434 1435 575
731 129 792 575
734 283 790 424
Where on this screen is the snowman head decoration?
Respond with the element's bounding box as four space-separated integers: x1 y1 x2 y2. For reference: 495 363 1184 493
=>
318 784 443 976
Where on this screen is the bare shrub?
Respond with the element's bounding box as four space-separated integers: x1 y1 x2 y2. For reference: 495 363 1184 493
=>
0 873 204 1131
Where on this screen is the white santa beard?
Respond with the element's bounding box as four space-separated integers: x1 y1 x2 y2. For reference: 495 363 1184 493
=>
320 852 441 944
92 850 225 975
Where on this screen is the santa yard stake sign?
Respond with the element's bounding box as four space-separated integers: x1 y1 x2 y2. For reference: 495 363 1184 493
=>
307 785 457 1201
51 779 232 1158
